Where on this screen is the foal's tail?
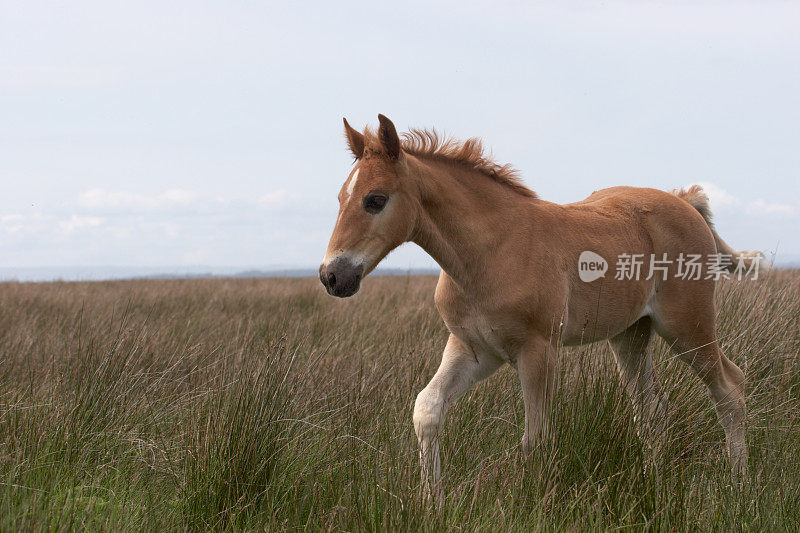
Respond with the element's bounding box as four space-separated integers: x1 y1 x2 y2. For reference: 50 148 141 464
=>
672 185 766 273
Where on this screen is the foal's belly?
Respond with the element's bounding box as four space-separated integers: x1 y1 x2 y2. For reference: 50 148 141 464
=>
442 290 653 360
559 319 635 346
559 279 654 345
437 272 654 357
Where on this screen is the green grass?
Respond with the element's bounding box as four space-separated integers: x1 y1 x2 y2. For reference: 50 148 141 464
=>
1 272 798 530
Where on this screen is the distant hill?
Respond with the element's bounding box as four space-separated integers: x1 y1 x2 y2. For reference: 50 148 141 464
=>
0 266 441 282
140 267 441 280
3 259 798 282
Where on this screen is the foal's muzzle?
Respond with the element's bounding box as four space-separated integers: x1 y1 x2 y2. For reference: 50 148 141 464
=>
319 257 364 298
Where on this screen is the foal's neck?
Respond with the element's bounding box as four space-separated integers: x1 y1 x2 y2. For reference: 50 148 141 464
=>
408 156 537 289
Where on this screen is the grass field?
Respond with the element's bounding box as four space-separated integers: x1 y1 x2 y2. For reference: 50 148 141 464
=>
1 272 798 530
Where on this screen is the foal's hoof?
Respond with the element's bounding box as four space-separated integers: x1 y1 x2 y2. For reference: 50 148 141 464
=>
421 486 443 507
521 436 539 457
521 441 531 458
731 463 749 487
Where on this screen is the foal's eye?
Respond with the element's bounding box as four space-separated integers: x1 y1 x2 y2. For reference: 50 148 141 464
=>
363 194 388 214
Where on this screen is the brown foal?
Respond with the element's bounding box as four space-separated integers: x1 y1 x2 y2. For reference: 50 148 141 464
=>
320 115 758 498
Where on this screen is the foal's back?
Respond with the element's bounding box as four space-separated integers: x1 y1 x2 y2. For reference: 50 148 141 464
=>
529 186 719 344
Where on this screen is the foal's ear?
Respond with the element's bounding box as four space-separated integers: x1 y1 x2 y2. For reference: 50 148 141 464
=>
343 117 365 159
377 114 401 160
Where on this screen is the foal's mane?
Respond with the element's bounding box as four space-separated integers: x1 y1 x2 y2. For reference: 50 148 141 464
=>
364 127 537 198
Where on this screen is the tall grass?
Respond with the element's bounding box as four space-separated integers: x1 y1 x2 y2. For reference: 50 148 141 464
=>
0 273 798 530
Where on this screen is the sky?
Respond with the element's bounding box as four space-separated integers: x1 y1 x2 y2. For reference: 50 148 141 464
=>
1 1 799 279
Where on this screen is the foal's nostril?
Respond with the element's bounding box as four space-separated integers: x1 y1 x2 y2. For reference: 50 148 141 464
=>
320 258 363 297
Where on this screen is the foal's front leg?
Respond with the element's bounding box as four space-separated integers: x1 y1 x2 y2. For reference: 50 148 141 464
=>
517 336 556 455
413 334 503 500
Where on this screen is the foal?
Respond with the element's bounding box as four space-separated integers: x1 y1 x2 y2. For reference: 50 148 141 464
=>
320 115 756 498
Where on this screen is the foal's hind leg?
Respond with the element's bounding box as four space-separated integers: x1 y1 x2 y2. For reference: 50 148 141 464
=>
609 316 667 453
413 334 503 500
652 292 748 479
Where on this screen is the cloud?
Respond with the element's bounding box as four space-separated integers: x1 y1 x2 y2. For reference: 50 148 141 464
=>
77 188 199 210
74 188 298 218
746 199 798 216
0 214 26 233
259 189 288 206
0 212 55 235
181 248 212 263
59 215 104 233
160 189 199 205
696 181 741 208
684 182 798 217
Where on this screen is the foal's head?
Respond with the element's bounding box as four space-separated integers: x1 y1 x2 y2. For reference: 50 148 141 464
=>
320 115 416 297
